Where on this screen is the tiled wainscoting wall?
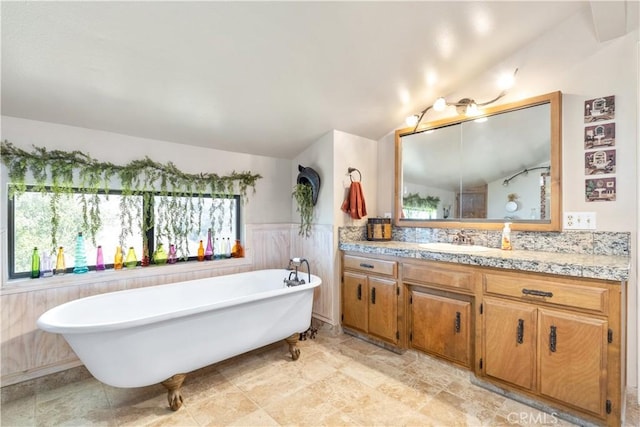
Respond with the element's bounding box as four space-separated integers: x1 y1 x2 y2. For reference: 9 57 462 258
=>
1 223 338 387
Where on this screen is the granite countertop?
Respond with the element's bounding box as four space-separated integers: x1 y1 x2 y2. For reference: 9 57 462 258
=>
339 240 630 282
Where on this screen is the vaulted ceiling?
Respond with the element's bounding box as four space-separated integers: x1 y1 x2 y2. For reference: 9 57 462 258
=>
1 1 634 159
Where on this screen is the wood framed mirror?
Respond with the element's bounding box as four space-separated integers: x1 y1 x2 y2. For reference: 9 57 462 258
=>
395 91 562 231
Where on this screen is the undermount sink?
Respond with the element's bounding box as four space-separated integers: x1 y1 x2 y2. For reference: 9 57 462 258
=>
418 242 491 253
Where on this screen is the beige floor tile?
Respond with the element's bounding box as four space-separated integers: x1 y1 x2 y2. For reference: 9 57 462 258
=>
227 408 279 427
0 394 36 427
187 387 259 426
112 393 177 427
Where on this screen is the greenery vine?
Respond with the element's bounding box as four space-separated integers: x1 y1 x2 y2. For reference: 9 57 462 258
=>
1 140 262 250
403 192 440 211
292 183 314 237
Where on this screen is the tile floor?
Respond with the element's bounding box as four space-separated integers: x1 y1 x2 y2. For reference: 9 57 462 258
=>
1 330 638 426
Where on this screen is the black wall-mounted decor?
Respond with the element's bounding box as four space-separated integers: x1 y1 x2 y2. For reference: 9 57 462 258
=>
297 165 321 206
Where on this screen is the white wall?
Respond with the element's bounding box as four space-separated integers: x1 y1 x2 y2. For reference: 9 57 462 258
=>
334 130 378 226
291 130 334 226
0 116 293 226
377 9 639 387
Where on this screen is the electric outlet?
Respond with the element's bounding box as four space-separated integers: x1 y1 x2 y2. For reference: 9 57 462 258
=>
563 212 597 230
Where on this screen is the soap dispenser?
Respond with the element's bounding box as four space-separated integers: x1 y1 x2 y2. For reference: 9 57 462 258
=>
501 222 512 250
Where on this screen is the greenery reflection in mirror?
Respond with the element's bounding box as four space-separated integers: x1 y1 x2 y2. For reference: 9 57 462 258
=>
395 91 561 231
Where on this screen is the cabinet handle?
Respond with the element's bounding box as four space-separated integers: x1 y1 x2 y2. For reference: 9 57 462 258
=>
454 311 461 333
549 325 557 352
522 288 553 298
371 287 376 304
357 284 362 300
516 319 524 344
359 263 374 269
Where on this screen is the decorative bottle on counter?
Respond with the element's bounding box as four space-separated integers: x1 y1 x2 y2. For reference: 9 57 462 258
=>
114 246 123 270
125 247 137 269
225 238 231 258
205 229 214 260
168 244 177 264
214 238 221 259
73 232 89 274
96 245 105 271
55 246 66 275
197 240 205 261
141 242 150 267
231 239 244 258
31 247 40 279
41 251 53 277
153 243 168 265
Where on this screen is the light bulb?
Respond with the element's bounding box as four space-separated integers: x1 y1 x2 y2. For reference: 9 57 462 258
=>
465 102 479 116
406 115 419 127
433 97 447 111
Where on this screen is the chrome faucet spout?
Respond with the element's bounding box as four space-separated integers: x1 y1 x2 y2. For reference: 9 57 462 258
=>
289 257 311 283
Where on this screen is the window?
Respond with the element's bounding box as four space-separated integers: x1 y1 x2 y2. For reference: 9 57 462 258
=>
9 188 240 279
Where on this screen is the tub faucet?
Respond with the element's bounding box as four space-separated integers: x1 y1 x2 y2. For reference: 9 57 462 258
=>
284 257 311 287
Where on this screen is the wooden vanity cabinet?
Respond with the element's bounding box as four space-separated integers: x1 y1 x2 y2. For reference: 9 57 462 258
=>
481 270 623 425
410 290 472 367
342 254 399 346
403 260 479 369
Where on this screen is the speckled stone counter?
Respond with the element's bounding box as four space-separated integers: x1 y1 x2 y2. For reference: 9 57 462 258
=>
339 240 630 282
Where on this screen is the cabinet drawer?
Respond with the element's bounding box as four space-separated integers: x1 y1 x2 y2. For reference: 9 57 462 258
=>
343 255 397 278
484 273 609 314
403 262 474 291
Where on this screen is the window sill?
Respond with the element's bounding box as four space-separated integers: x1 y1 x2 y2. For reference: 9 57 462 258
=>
1 256 253 296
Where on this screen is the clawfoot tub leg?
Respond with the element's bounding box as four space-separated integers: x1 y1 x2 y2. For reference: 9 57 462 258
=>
285 333 300 361
161 373 187 411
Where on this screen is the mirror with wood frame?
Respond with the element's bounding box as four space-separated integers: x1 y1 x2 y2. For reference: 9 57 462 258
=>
395 91 562 231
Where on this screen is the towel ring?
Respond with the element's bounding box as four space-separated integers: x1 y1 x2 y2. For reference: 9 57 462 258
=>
347 167 361 183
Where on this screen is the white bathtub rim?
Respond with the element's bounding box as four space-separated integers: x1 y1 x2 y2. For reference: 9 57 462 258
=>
37 270 321 335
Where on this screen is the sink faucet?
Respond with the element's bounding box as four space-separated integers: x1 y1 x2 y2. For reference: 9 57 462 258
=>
452 230 475 245
284 257 311 287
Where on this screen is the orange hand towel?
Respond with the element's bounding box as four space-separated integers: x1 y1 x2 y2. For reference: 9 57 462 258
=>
341 181 367 219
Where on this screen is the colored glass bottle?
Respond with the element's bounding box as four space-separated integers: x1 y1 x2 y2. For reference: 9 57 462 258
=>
73 232 89 274
114 246 123 270
153 243 168 265
168 244 177 264
231 239 244 258
197 240 205 261
31 247 40 279
214 238 221 259
125 247 137 269
141 242 150 267
55 246 66 275
41 251 53 277
205 229 214 260
96 245 105 271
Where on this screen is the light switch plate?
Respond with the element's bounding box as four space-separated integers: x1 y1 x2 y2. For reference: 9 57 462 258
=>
563 212 597 230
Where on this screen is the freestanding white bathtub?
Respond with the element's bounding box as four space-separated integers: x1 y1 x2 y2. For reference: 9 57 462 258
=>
37 269 321 410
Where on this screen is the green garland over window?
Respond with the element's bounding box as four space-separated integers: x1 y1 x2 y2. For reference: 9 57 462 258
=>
1 140 262 249
403 192 440 211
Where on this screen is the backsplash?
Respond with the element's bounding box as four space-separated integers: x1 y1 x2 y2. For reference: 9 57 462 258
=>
339 226 630 257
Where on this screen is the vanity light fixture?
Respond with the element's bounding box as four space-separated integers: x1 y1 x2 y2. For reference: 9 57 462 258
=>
502 166 550 187
407 68 519 132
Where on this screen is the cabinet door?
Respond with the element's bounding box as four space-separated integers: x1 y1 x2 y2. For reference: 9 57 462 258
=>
343 272 368 333
368 277 397 344
539 309 608 416
483 298 537 390
411 291 471 366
